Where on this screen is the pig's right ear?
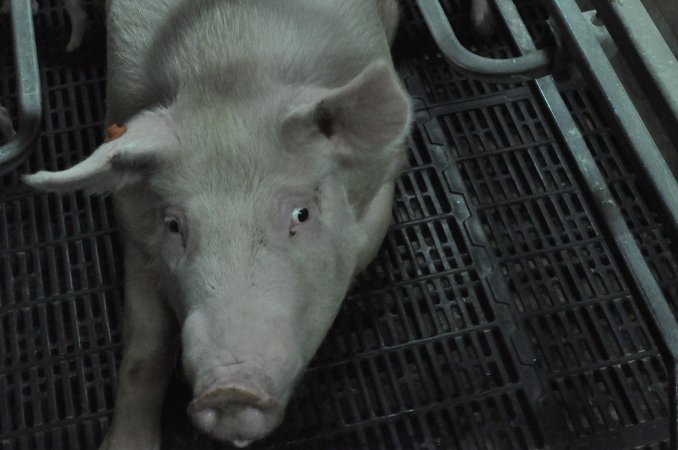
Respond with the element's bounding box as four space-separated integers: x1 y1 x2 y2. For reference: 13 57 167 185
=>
23 108 178 193
282 61 412 160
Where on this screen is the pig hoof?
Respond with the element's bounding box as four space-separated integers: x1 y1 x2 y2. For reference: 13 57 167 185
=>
188 384 282 444
65 26 85 52
65 41 79 53
64 1 87 52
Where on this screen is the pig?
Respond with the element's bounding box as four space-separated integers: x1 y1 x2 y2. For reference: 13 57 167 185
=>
23 0 412 448
1 0 87 52
471 0 496 39
0 105 14 143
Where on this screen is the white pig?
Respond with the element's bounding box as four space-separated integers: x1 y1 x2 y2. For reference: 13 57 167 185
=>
0 105 14 142
24 0 412 448
471 0 495 39
1 0 86 52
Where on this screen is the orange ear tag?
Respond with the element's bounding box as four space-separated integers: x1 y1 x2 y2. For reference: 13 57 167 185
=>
105 123 128 142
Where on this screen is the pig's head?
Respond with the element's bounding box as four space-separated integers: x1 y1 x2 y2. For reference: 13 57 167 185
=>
24 61 411 446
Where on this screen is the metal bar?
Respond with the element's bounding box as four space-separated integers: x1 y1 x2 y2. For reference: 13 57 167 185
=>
590 0 678 156
416 0 553 83
491 0 678 446
544 0 678 238
0 0 42 175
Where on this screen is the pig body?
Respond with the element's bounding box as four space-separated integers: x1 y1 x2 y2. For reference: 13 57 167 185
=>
25 0 411 448
1 0 86 52
471 0 495 39
0 105 14 143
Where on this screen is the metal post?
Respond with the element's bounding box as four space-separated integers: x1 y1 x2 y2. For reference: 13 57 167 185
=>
544 0 678 237
0 0 42 175
590 0 678 154
493 0 678 446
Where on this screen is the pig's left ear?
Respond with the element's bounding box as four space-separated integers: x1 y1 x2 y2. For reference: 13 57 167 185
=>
284 61 412 158
23 108 178 193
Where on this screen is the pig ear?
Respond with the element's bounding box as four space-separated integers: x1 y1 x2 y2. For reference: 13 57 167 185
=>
285 61 411 157
23 108 178 193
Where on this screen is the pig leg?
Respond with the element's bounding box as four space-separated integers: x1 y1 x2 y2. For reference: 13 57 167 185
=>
100 244 176 450
0 105 15 142
471 0 497 40
64 0 87 52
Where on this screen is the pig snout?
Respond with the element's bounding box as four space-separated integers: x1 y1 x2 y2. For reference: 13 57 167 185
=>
187 368 285 446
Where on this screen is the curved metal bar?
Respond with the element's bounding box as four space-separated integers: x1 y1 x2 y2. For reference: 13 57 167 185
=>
496 0 678 445
416 0 553 83
0 0 42 175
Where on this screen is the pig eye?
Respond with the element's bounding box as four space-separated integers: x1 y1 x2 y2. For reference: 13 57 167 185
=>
291 207 310 225
163 208 188 250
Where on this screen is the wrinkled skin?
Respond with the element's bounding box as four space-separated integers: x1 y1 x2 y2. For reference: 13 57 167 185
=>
0 0 87 52
24 0 412 448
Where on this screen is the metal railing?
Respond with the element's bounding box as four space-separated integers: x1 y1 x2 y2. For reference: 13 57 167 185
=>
416 0 553 83
0 0 42 175
417 0 678 447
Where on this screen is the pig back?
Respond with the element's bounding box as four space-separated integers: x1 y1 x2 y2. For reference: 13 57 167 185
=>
105 0 395 124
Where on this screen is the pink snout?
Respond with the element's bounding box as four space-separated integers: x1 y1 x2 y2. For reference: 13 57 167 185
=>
187 378 283 447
